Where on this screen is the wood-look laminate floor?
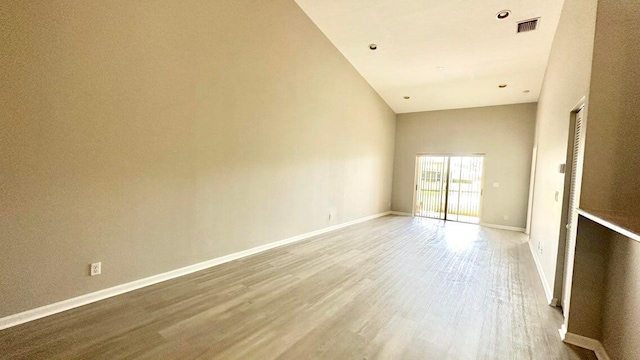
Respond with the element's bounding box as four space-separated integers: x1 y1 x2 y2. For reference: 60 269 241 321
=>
1 216 596 359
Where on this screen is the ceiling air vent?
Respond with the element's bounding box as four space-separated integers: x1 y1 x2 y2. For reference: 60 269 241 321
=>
517 18 540 33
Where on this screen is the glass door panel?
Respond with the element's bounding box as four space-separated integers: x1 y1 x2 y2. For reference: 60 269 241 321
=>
415 155 484 224
414 156 448 219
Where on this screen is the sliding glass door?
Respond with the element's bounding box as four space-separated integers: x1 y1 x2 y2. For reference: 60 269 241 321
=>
414 156 449 219
414 155 484 224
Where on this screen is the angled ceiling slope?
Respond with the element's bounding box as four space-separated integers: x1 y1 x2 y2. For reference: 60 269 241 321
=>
295 0 565 113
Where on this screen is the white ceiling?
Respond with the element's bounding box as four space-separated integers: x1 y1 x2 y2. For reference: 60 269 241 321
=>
294 0 565 113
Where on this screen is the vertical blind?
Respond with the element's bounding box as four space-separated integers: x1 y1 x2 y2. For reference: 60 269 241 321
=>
415 155 484 224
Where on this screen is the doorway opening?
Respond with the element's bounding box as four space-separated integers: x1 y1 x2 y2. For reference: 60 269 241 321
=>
414 155 484 224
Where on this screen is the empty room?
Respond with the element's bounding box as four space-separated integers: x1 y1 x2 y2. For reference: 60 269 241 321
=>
1 0 639 359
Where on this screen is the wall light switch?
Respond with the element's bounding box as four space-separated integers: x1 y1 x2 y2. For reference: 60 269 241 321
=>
492 182 500 188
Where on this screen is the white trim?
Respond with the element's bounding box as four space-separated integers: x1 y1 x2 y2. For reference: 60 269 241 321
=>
390 211 412 216
559 326 611 360
559 323 568 339
525 144 537 235
528 239 556 305
479 223 526 232
577 209 640 243
572 96 587 113
0 211 391 330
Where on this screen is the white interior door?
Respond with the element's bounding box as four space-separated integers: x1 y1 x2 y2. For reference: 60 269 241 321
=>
561 108 586 315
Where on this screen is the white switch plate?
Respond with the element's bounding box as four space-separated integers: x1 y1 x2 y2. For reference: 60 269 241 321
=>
493 182 500 188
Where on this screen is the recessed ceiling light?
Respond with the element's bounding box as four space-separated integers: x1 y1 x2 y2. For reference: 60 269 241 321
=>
523 90 530 93
369 44 377 50
498 84 507 88
496 10 511 20
404 96 410 99
436 67 445 72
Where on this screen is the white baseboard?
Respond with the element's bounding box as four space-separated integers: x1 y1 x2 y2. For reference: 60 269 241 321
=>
559 325 611 360
390 211 412 216
528 239 556 305
0 211 391 330
480 223 526 232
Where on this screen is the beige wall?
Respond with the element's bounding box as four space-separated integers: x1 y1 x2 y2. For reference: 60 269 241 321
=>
569 221 640 360
392 104 536 228
567 218 610 340
580 0 640 357
602 233 640 360
0 0 395 317
581 0 640 213
528 0 597 302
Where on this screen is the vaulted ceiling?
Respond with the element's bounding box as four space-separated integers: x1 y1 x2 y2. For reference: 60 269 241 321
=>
295 0 565 113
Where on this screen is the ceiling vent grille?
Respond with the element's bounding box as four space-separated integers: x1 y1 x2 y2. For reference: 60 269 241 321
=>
517 18 540 33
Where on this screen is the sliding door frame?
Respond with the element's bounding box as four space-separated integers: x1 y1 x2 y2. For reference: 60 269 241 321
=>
412 153 486 223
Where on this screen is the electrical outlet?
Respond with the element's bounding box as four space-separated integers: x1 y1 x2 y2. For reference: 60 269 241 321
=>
90 262 102 276
504 215 509 220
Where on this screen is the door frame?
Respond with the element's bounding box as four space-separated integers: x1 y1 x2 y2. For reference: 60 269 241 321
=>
554 97 588 313
412 153 486 223
525 144 538 235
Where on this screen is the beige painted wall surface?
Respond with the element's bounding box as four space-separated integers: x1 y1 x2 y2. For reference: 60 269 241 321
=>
582 0 640 357
0 0 395 317
528 0 597 301
392 103 536 228
568 220 640 360
567 218 610 340
602 233 640 360
581 0 640 213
